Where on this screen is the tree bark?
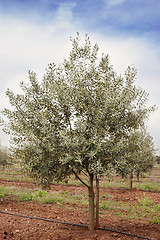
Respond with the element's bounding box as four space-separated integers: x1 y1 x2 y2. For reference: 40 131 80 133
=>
88 173 95 231
129 170 133 189
95 176 99 230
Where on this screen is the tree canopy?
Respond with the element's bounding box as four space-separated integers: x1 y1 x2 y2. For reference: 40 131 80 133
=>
113 129 156 188
2 34 156 230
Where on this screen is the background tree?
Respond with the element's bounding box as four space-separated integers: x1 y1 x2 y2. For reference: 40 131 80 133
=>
156 155 160 164
0 145 11 170
114 130 156 189
2 34 156 230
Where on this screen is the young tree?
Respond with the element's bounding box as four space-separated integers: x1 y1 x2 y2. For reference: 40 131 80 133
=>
0 145 11 170
2 34 155 230
114 130 156 189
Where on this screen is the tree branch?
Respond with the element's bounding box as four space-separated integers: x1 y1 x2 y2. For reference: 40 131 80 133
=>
72 169 89 188
85 163 90 175
81 169 88 177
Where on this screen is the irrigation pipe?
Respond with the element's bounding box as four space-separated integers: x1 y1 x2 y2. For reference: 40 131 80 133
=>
0 211 152 240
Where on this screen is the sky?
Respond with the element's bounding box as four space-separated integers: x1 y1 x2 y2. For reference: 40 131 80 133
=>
0 0 160 154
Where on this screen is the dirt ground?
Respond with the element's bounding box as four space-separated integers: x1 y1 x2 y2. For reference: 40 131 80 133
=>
0 180 160 240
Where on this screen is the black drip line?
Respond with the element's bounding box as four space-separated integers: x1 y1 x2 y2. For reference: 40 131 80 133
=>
0 211 153 240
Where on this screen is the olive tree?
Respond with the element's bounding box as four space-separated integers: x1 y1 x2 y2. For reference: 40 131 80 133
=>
113 130 156 189
0 145 11 170
2 34 155 230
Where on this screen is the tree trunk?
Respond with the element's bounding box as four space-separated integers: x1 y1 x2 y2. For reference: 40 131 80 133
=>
129 170 133 189
137 172 140 182
88 173 95 231
95 176 99 230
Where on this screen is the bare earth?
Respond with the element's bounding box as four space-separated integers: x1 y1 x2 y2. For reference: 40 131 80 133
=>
0 180 160 240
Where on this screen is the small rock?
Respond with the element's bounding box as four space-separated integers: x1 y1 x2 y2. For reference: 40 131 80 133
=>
112 233 119 237
79 220 84 224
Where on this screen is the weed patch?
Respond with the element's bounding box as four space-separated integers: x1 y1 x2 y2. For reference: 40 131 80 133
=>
0 192 5 198
40 195 60 204
137 195 154 207
35 190 48 198
19 192 34 201
150 216 160 224
141 184 154 191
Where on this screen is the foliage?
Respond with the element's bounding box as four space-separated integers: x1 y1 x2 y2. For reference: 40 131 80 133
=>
1 33 156 230
113 129 156 188
0 145 11 170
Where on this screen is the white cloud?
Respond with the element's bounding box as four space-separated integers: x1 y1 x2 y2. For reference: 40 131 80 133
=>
0 8 76 95
103 0 126 8
56 2 77 22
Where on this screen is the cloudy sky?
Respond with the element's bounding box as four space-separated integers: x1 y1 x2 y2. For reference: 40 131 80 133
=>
0 0 160 153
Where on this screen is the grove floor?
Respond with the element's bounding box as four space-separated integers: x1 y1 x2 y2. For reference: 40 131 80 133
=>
0 179 160 240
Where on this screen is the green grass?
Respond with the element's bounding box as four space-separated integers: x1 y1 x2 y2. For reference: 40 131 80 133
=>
136 182 160 191
150 216 160 224
98 192 160 224
35 190 48 198
0 185 88 207
137 195 154 207
40 195 61 204
19 192 34 201
155 204 160 211
0 192 5 198
141 184 154 191
0 186 10 197
99 199 115 211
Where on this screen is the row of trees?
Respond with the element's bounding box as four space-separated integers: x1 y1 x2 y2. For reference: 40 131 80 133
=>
1 34 156 230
